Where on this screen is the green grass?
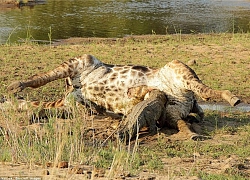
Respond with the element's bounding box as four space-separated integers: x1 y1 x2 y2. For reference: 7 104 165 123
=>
0 34 250 179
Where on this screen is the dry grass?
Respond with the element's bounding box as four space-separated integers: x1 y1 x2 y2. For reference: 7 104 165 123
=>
0 34 250 179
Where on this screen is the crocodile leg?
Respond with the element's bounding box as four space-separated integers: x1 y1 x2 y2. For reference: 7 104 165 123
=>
184 100 204 124
191 100 204 121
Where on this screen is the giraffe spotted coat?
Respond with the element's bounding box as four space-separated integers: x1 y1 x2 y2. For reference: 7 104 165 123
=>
7 54 240 138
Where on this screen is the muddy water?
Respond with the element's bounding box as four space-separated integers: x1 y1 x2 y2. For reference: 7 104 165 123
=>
1 0 250 44
200 102 250 112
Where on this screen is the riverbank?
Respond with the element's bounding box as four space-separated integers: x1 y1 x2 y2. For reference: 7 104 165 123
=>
0 0 44 8
0 33 250 179
0 0 17 8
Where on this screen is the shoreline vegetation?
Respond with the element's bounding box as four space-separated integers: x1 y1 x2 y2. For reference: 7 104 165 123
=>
0 0 43 8
0 32 250 179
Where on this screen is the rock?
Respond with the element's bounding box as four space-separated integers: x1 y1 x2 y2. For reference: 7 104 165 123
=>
187 59 197 66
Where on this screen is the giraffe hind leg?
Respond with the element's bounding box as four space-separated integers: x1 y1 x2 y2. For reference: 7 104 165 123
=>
168 60 240 106
176 120 211 141
221 90 241 107
191 82 240 107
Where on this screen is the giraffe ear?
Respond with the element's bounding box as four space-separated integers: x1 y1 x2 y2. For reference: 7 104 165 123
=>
81 54 97 67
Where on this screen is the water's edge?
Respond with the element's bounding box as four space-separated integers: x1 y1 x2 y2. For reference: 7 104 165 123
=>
1 0 250 44
199 102 250 112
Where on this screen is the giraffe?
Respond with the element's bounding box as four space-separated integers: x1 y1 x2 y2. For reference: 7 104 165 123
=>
6 54 240 140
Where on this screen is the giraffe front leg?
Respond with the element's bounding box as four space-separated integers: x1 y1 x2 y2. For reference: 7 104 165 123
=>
3 78 74 121
7 81 26 93
7 54 96 93
8 61 74 93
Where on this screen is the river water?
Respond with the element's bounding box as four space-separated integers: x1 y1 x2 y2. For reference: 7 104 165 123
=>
199 102 250 112
0 0 250 44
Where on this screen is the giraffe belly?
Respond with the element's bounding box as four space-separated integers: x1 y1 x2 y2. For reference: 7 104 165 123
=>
71 64 152 114
81 85 147 115
148 67 195 118
80 78 148 115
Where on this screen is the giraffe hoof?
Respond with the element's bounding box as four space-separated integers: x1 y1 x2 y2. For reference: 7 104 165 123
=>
7 81 25 93
230 96 241 107
222 90 241 107
190 134 211 141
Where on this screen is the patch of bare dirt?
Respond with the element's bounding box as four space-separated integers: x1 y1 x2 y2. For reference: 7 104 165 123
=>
51 34 209 46
0 162 199 180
